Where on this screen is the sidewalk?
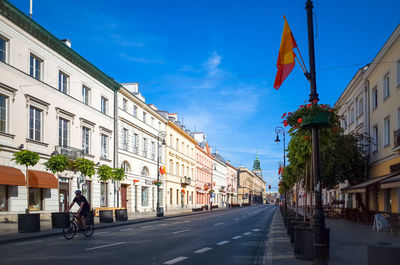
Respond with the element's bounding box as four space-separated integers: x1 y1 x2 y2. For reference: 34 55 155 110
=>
266 207 400 264
0 207 228 245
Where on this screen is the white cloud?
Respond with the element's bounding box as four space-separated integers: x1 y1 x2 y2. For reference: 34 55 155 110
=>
203 51 222 77
119 53 165 64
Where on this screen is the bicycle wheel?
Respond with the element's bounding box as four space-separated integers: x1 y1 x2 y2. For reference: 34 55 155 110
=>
83 224 94 237
63 221 77 240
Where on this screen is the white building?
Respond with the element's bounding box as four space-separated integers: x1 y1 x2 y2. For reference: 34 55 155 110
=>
0 1 120 219
212 151 228 207
117 83 167 213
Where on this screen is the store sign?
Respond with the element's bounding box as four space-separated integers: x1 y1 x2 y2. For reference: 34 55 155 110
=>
145 179 153 185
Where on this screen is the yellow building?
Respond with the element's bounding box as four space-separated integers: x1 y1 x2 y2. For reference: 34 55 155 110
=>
238 156 266 204
163 113 196 209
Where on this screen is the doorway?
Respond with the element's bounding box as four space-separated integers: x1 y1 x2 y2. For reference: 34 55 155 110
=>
59 182 69 212
121 185 127 209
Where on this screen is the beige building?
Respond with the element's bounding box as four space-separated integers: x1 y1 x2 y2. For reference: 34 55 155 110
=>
163 113 196 209
237 156 266 204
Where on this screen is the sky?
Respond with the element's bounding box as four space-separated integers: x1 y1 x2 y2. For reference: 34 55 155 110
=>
9 0 400 191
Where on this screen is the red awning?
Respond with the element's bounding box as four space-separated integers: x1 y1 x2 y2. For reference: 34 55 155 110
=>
28 170 58 189
0 165 25 186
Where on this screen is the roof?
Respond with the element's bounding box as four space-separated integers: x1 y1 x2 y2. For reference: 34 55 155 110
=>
341 173 396 193
212 152 227 164
0 0 121 91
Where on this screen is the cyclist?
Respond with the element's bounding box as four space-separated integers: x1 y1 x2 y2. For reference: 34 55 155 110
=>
66 190 90 230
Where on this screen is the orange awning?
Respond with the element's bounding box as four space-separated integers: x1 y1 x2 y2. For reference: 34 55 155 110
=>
0 165 25 186
28 170 58 189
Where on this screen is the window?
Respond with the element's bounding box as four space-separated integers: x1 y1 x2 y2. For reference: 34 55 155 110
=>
397 61 400 87
176 163 179 176
133 133 138 154
82 86 90 105
358 97 363 116
0 185 7 211
159 122 161 130
133 105 138 117
384 117 390 146
29 106 42 141
151 141 155 160
83 180 91 203
176 189 179 204
384 74 390 99
143 112 147 123
58 71 68 93
29 188 42 211
123 98 127 111
122 128 128 150
151 117 154 127
182 165 184 177
141 187 148 206
0 94 7 133
58 118 69 147
101 97 108 114
82 127 90 154
101 134 108 159
143 138 148 157
29 54 42 80
169 160 173 174
170 188 173 204
169 134 173 146
373 125 378 152
100 183 107 207
182 142 184 153
0 36 7 63
372 87 378 110
176 138 179 151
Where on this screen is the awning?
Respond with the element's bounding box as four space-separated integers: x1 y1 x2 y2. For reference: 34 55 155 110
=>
380 174 400 189
0 165 25 186
197 190 206 194
28 170 58 189
341 173 396 193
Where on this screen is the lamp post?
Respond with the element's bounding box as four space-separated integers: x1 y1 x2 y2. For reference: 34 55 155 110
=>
156 131 166 217
274 126 286 212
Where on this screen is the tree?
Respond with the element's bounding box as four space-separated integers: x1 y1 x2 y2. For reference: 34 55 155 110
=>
97 164 113 182
44 155 70 174
12 150 40 213
73 158 95 189
112 168 125 182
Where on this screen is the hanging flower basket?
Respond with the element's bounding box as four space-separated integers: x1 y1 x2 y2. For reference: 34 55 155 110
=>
301 111 331 129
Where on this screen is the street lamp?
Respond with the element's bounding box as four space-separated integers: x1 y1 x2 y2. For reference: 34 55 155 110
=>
274 126 286 212
156 131 166 217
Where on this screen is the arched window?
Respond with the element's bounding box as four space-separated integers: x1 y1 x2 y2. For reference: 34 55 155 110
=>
141 166 149 178
169 160 173 174
121 161 131 173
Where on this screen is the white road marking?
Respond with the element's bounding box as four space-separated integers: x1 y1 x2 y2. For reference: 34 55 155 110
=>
96 231 109 235
232 236 242 239
214 222 224 226
253 229 260 232
160 223 168 226
163 256 188 264
85 242 126 251
243 232 252 235
172 229 190 234
120 228 133 231
172 222 181 225
15 240 43 246
217 240 230 245
182 220 190 223
142 225 152 228
194 247 212 254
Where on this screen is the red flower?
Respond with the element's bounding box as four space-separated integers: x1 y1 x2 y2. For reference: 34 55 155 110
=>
321 105 326 108
303 136 310 141
299 105 304 108
283 120 288 127
281 113 287 119
306 104 312 108
313 99 319 103
288 112 293 115
297 118 303 124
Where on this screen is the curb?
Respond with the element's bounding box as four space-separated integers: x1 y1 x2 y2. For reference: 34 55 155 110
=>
265 208 280 265
0 207 232 245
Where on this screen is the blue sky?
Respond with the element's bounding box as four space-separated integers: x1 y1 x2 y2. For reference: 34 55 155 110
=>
10 0 400 191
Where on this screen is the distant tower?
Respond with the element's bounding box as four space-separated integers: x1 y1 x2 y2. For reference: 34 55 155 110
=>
252 153 262 178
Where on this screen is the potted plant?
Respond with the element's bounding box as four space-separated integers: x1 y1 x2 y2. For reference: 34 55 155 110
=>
12 150 40 233
97 164 114 223
112 168 127 221
44 154 71 228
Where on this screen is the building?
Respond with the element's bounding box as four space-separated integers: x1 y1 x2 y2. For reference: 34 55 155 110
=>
212 150 228 207
237 167 255 204
164 113 196 209
226 162 238 204
117 83 167 213
0 1 120 217
252 155 266 204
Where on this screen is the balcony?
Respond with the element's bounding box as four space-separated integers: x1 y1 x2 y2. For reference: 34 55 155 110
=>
394 129 400 151
181 176 191 186
55 146 83 159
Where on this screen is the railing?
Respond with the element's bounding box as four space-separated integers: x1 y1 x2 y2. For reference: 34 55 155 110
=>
181 177 191 185
394 129 400 149
55 146 83 159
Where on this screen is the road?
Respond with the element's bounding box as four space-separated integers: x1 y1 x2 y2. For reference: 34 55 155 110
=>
0 205 277 265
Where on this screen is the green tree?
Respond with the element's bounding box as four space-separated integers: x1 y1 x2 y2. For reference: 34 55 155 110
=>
73 158 95 178
12 150 40 213
112 168 125 182
44 155 70 174
97 164 113 182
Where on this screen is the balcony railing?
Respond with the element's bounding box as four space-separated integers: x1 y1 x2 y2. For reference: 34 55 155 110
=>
181 176 191 186
394 129 400 149
55 146 83 159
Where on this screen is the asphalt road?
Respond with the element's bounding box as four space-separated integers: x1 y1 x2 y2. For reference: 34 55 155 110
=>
0 205 277 265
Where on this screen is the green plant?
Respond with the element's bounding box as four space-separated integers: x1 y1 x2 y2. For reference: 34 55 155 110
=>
12 150 40 214
73 158 95 178
44 155 70 174
112 168 125 182
97 164 113 182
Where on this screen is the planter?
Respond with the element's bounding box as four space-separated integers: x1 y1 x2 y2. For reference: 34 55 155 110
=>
286 216 301 235
368 242 400 265
18 213 40 233
115 209 128 221
290 221 307 244
51 212 70 228
87 210 95 225
192 208 203 212
301 111 331 129
293 226 330 261
157 207 164 217
211 205 218 209
99 210 113 223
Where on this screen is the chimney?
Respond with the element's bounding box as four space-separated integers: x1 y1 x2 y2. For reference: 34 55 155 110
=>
61 39 71 48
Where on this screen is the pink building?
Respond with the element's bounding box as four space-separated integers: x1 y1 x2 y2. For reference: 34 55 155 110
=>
195 143 214 207
226 163 238 204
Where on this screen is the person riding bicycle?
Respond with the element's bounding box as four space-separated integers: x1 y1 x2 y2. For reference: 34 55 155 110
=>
66 190 90 230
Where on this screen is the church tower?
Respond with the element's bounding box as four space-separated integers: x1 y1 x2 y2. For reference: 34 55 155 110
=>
252 154 262 178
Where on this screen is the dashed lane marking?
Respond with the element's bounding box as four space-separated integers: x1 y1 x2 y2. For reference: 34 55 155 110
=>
232 236 242 239
172 229 190 234
85 242 126 251
163 256 188 264
214 222 224 226
243 232 252 235
194 247 212 254
96 231 109 235
253 229 260 232
120 228 133 231
142 225 152 228
15 240 43 246
217 240 230 245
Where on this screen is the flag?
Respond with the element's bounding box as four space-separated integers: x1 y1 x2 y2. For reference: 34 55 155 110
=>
278 165 282 175
274 17 297 90
162 166 166 175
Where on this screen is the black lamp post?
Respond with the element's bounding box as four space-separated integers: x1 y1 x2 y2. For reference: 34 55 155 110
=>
156 131 166 217
274 126 286 212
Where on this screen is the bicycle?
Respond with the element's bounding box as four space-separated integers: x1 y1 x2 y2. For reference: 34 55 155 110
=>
63 212 94 240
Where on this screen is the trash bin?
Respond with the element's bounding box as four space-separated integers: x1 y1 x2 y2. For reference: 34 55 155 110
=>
157 207 164 217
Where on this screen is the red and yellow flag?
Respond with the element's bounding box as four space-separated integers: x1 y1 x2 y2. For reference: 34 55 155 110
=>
274 17 297 90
